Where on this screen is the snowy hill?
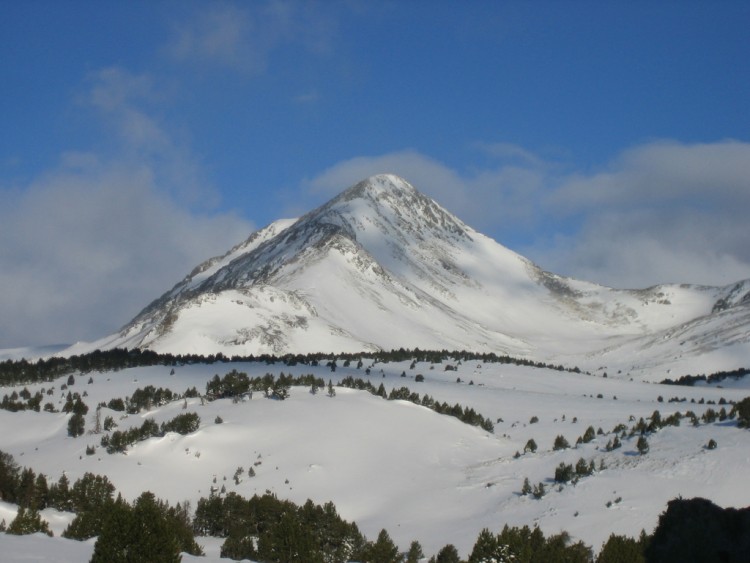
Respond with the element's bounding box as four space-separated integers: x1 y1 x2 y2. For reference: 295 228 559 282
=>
1 356 749 561
68 174 750 379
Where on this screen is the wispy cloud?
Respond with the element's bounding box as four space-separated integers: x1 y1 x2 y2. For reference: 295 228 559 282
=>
165 1 337 74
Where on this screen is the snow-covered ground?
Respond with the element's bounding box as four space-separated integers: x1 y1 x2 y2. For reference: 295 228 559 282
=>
1 356 749 561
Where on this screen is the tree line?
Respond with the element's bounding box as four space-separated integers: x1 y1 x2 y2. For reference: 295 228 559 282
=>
0 346 584 387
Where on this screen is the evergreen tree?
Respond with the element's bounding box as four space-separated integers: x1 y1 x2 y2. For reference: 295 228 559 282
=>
596 533 646 563
34 473 49 509
636 435 649 455
90 492 188 563
327 380 336 397
532 482 546 499
521 477 532 496
67 412 85 437
468 527 499 562
0 450 20 503
6 506 53 536
16 467 37 508
523 439 537 453
49 473 73 511
553 435 570 450
733 396 750 428
366 528 401 563
582 426 596 443
406 540 425 563
434 544 461 563
256 509 319 563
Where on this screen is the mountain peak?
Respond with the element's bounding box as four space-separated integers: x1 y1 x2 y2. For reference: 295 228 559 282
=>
335 173 417 203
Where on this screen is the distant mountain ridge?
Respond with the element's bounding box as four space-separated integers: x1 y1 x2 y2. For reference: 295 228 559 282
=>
73 174 750 378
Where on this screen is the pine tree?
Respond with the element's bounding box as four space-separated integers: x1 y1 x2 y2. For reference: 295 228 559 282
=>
67 412 85 437
524 438 537 453
406 540 425 563
6 506 53 536
0 450 20 503
521 477 532 496
553 435 570 450
468 528 499 562
367 528 401 563
90 492 183 563
597 533 646 563
532 482 546 499
435 543 461 563
327 380 336 397
636 435 649 455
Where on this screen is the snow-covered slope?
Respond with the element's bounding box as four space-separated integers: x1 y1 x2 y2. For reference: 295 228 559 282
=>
1 359 749 561
69 174 750 378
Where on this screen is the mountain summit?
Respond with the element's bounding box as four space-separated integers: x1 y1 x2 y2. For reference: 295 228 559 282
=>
81 174 750 378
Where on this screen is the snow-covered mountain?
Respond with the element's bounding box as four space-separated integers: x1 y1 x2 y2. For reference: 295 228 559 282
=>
75 174 750 378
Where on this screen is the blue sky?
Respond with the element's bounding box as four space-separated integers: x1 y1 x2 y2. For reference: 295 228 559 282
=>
1 0 749 348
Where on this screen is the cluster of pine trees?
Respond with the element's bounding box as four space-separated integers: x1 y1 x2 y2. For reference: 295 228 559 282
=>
338 376 494 432
204 370 324 400
0 346 584 388
4 445 750 562
100 412 200 454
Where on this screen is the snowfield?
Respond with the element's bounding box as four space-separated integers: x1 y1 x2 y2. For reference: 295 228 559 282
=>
1 356 749 561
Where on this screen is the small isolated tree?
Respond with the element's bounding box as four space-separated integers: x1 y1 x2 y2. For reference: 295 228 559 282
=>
706 439 717 450
532 482 546 499
67 412 85 437
415 374 425 382
327 379 336 397
636 435 649 455
521 477 532 496
93 407 102 434
524 438 538 453
553 435 570 450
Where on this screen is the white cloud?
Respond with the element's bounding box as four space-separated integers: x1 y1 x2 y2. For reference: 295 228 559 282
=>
305 147 547 235
548 139 750 211
306 140 750 289
530 140 750 288
0 68 253 348
0 157 251 348
165 1 336 74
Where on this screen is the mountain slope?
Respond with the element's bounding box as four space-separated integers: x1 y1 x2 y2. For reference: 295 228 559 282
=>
73 174 750 376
